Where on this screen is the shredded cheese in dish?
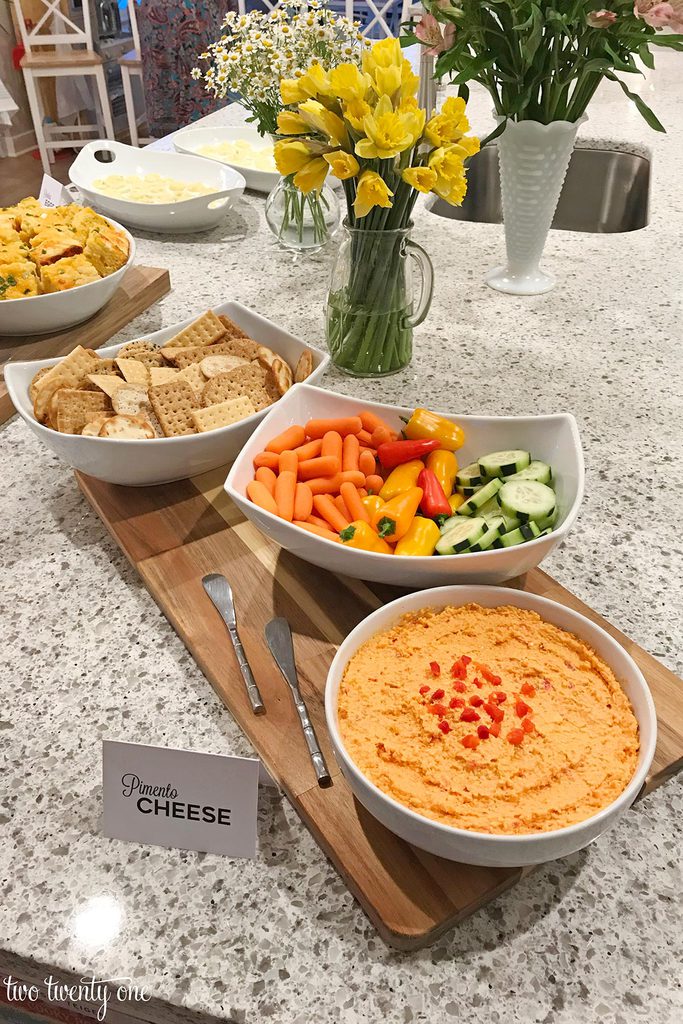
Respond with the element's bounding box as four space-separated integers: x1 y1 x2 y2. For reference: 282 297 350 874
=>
92 173 215 204
196 140 276 172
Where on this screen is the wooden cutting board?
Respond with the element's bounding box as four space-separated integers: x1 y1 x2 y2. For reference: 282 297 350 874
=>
76 466 683 950
0 264 170 426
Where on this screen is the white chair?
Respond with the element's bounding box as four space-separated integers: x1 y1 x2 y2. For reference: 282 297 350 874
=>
118 0 153 147
13 0 115 174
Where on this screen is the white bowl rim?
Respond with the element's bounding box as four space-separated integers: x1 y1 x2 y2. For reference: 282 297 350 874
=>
225 382 586 563
69 141 246 210
0 216 135 307
325 584 657 845
6 302 327 445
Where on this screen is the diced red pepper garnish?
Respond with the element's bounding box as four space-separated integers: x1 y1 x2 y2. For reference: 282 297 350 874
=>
431 688 445 701
522 718 535 734
489 690 507 704
428 703 447 716
450 660 466 679
449 697 465 709
507 728 524 745
461 655 472 666
477 724 490 740
419 684 430 695
472 676 483 689
515 700 531 718
483 702 504 723
452 680 466 693
469 695 483 707
438 720 450 734
489 722 501 738
461 734 479 749
460 707 480 723
480 665 502 685
429 661 441 677
520 682 536 697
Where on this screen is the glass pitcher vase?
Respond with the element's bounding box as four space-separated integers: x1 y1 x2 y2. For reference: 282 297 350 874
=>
326 222 434 377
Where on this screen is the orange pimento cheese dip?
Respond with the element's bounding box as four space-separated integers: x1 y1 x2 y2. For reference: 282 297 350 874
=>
337 604 639 835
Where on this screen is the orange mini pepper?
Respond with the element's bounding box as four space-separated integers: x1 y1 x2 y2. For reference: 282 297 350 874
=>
404 408 465 452
361 494 384 516
371 486 423 541
379 459 424 501
339 520 393 553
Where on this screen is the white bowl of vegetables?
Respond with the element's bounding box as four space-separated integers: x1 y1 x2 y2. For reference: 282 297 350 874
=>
225 385 584 587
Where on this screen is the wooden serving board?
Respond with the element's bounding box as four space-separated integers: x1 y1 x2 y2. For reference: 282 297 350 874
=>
76 466 683 950
0 265 171 426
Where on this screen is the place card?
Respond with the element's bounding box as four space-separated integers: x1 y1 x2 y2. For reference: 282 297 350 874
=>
38 173 71 208
102 740 259 858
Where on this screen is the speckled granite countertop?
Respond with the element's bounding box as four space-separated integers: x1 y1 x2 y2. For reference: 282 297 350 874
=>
1 50 682 1024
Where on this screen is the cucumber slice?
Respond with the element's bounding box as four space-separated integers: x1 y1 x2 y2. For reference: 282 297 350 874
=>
476 497 521 532
469 523 507 552
457 478 502 517
535 508 558 532
478 450 531 479
456 483 482 498
435 517 486 555
498 480 556 524
492 521 542 548
507 460 552 486
455 462 484 490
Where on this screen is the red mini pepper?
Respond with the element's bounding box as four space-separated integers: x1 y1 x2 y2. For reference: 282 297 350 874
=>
377 438 440 469
417 468 451 519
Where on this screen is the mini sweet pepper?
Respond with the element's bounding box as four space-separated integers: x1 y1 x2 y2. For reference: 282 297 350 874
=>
425 449 458 497
379 459 424 501
371 486 423 541
404 408 465 452
376 438 440 468
339 520 393 553
417 468 452 519
361 494 384 517
394 516 440 556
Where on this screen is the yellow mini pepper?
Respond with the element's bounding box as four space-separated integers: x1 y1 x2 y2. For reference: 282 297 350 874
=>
425 449 458 497
394 516 440 556
448 492 466 513
361 494 384 516
371 486 423 541
379 459 424 501
404 408 465 452
340 520 393 553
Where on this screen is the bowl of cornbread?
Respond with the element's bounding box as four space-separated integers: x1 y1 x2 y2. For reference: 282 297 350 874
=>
0 197 134 336
5 302 329 486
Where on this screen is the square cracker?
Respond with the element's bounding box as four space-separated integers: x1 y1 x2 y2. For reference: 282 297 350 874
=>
202 363 280 412
117 339 164 367
32 346 101 423
149 366 179 386
148 379 197 437
115 357 149 385
218 314 248 338
88 373 129 398
160 310 226 350
162 335 259 368
191 397 256 433
55 389 111 434
174 361 205 395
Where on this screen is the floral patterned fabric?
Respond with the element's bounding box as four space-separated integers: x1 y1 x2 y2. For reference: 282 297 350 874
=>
137 0 236 137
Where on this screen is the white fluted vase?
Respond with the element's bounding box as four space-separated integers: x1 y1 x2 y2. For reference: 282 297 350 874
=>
486 115 587 295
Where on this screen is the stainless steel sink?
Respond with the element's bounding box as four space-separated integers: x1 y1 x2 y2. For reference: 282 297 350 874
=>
428 147 650 233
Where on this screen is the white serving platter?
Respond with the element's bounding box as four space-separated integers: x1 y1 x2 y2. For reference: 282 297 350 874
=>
173 125 279 195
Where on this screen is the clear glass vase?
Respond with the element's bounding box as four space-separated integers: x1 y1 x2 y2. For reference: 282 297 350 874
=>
265 175 340 254
326 222 434 377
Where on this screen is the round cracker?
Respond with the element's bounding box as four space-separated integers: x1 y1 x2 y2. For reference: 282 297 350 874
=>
82 413 115 436
111 383 151 417
270 356 293 396
294 350 313 383
200 354 250 379
99 414 155 439
256 345 278 370
29 366 52 405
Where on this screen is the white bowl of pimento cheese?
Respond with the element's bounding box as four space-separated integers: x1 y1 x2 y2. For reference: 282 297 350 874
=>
325 586 656 867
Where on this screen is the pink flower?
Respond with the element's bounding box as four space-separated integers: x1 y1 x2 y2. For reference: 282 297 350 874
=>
634 0 683 30
415 13 455 56
586 9 618 27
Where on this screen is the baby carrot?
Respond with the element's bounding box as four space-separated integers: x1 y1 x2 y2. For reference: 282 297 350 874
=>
279 450 298 476
293 521 341 543
358 449 376 477
274 470 296 521
306 471 365 495
293 438 323 461
370 424 393 447
360 411 394 435
340 481 369 523
266 424 306 454
356 429 374 446
298 455 340 481
293 482 313 521
334 494 352 521
365 473 385 494
305 416 363 439
255 466 277 495
247 480 278 515
321 430 343 463
342 433 360 473
313 493 350 532
253 451 280 470
306 513 330 530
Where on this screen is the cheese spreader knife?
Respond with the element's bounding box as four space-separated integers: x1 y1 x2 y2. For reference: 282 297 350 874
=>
264 617 331 788
202 573 265 715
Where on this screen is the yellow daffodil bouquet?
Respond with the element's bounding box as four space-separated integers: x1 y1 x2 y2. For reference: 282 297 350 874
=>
274 37 479 375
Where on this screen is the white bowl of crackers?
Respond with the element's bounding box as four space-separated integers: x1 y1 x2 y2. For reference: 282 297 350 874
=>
5 301 329 486
0 197 134 336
